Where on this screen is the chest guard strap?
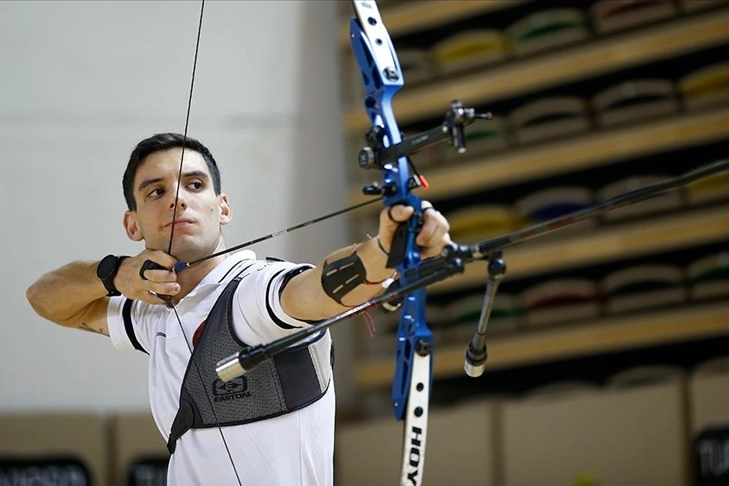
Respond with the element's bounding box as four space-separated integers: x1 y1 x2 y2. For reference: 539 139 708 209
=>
166 273 334 454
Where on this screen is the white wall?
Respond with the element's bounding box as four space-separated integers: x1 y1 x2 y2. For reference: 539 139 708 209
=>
0 1 355 412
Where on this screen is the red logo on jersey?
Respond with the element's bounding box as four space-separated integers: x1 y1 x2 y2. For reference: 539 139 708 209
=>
192 320 206 347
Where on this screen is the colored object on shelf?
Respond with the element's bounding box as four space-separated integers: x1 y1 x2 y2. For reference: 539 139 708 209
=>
506 8 592 57
520 278 601 327
446 292 522 337
430 30 509 75
591 79 679 128
572 471 602 486
446 204 529 244
685 161 729 206
597 174 684 222
686 252 729 301
514 186 596 239
600 264 687 314
591 0 679 34
509 96 592 145
516 186 595 221
679 62 729 111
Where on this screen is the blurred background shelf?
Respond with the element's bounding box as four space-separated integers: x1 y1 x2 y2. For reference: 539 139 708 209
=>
355 300 729 389
340 0 729 423
347 106 729 208
430 203 729 293
338 0 531 46
344 8 729 132
335 1 729 483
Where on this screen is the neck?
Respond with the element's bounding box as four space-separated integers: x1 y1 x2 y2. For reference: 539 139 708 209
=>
171 256 225 303
169 237 229 303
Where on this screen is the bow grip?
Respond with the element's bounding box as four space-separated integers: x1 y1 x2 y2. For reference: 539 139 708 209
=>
386 208 424 269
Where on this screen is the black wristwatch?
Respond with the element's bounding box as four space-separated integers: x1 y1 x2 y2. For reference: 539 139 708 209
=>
96 254 129 297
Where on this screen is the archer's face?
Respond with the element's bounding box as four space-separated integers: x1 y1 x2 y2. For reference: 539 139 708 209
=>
123 147 231 262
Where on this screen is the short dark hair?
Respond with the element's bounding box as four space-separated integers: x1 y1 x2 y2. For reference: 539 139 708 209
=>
122 133 221 211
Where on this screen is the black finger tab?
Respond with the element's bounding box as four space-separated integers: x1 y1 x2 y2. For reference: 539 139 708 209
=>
386 223 409 268
140 260 167 281
387 205 409 224
387 206 399 223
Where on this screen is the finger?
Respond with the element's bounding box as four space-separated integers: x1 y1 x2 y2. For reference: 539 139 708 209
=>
383 205 414 225
419 231 451 259
148 291 176 307
134 280 179 303
416 207 449 246
148 281 180 296
136 290 176 306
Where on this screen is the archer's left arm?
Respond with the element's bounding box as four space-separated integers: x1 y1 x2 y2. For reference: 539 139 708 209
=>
280 202 451 321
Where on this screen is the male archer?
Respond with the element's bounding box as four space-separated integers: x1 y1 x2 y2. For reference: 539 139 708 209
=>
26 132 451 485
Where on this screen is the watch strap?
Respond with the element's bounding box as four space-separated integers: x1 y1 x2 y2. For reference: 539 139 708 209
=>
97 255 129 297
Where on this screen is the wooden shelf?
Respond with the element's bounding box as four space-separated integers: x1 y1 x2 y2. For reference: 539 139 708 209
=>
347 107 729 208
430 204 729 294
355 300 729 389
344 9 729 133
338 0 530 47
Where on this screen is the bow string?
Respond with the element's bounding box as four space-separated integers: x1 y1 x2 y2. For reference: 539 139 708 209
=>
160 1 244 484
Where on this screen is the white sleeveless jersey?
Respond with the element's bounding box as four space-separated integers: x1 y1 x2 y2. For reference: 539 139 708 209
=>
107 251 335 485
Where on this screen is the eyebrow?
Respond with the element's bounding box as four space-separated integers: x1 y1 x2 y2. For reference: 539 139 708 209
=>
137 170 210 194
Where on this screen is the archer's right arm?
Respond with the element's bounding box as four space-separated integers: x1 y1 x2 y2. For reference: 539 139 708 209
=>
26 260 114 336
25 251 178 336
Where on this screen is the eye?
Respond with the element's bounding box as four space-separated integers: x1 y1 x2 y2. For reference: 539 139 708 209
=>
147 187 165 198
188 180 204 191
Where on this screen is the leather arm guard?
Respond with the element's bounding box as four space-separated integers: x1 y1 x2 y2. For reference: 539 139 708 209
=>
321 251 368 306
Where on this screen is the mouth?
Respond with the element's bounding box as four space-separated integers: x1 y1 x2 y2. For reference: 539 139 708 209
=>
165 219 195 228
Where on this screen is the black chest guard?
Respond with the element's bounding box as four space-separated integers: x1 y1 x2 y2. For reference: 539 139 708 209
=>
166 272 334 454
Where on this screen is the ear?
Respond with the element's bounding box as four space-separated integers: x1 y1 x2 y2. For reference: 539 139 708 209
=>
123 210 144 242
219 193 232 225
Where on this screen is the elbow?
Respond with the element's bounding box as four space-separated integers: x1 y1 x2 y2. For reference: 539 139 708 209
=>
26 282 50 320
26 282 67 326
26 282 43 313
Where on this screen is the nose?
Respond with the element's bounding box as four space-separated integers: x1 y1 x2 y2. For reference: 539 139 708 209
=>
169 193 187 210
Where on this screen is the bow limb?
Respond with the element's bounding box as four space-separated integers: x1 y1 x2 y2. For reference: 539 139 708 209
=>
350 2 433 485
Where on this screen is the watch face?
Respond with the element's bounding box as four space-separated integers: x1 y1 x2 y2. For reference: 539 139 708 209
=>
97 255 119 279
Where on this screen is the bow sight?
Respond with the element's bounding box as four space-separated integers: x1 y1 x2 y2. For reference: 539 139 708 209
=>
357 100 492 176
